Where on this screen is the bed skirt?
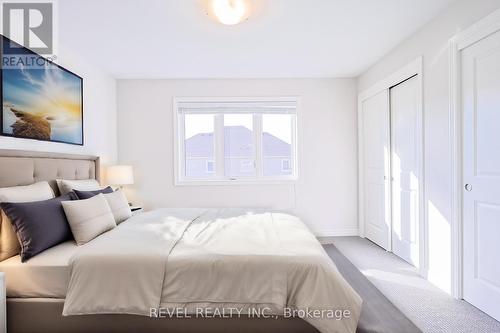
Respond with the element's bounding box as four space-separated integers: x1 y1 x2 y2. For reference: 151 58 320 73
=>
7 298 320 333
7 244 420 333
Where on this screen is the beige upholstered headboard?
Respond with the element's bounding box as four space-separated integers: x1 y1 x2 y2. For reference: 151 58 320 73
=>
0 149 100 195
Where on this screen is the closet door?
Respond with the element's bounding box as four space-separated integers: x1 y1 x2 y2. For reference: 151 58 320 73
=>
362 90 391 250
390 76 419 266
462 30 500 321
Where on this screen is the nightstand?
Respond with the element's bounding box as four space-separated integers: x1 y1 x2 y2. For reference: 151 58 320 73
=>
0 272 5 333
130 206 143 216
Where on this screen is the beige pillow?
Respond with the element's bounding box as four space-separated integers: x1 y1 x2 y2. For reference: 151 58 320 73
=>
57 179 101 195
0 181 55 260
103 190 131 224
62 194 116 245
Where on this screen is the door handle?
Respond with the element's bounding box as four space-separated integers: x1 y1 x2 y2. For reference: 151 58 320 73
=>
465 184 472 192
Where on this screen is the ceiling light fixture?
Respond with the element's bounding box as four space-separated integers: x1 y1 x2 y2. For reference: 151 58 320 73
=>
212 0 247 25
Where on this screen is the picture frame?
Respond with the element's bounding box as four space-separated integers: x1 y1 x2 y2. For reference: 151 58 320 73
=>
0 35 83 145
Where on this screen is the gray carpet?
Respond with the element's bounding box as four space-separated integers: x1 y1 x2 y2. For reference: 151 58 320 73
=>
328 236 500 333
324 244 420 333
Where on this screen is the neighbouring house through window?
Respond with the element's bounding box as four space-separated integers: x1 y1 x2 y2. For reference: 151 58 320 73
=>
281 159 291 172
206 160 215 173
175 98 298 183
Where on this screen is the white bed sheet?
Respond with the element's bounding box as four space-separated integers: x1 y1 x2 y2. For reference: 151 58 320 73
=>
63 208 362 333
0 241 78 298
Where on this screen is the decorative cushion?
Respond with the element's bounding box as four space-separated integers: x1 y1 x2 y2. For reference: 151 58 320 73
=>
73 186 114 200
1 193 77 262
0 181 54 261
103 190 131 224
57 179 101 195
62 194 116 245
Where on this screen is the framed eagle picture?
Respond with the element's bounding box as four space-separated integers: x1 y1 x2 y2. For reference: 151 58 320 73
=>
0 35 83 145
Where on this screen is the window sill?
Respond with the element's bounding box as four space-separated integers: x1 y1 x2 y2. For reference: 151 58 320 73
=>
175 178 298 186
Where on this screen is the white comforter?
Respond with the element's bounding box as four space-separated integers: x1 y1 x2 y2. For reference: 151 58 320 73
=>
63 208 362 333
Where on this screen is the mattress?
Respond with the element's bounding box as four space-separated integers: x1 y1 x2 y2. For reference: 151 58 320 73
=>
0 241 78 298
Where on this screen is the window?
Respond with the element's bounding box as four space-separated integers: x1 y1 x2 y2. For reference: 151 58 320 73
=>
224 114 255 178
175 98 298 184
263 114 293 177
184 114 215 178
281 159 291 172
206 160 215 173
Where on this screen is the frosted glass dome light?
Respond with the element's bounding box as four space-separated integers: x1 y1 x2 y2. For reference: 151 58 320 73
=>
212 0 247 25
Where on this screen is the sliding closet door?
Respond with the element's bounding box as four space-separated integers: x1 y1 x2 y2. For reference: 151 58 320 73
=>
362 90 391 250
389 76 419 266
462 30 500 321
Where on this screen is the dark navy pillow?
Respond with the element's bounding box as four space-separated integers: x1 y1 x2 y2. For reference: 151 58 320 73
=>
73 186 114 199
0 192 77 262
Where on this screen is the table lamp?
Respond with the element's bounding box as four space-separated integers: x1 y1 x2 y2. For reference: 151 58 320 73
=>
106 165 134 190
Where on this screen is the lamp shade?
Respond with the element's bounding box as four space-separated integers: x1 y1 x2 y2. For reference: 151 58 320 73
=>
106 165 134 185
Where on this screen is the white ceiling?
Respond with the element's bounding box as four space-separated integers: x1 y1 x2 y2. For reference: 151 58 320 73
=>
58 0 455 79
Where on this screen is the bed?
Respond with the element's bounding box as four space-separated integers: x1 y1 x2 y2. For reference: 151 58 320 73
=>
0 149 364 333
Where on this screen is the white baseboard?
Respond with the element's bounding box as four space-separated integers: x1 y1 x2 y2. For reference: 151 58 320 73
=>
313 228 359 237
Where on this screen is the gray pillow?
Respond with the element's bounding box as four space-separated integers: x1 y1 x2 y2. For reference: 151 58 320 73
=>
73 186 114 199
0 181 55 260
0 192 77 262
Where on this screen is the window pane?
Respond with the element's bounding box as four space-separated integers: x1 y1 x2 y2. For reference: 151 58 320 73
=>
185 114 215 178
224 114 255 177
262 114 293 176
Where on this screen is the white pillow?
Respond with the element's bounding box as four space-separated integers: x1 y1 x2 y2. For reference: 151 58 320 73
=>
57 179 101 195
103 190 131 224
62 194 116 245
0 181 55 260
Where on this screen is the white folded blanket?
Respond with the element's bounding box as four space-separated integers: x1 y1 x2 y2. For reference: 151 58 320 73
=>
63 208 362 333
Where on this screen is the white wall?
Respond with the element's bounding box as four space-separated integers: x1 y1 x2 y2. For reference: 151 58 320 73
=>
0 44 118 166
117 79 358 236
358 0 500 293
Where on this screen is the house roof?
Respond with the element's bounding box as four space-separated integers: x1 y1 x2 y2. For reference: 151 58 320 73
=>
185 126 291 158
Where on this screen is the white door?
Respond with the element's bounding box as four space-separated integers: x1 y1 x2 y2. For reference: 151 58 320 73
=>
362 90 391 250
462 30 500 321
390 76 420 266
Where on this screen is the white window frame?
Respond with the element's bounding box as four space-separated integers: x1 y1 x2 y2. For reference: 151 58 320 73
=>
173 97 299 185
